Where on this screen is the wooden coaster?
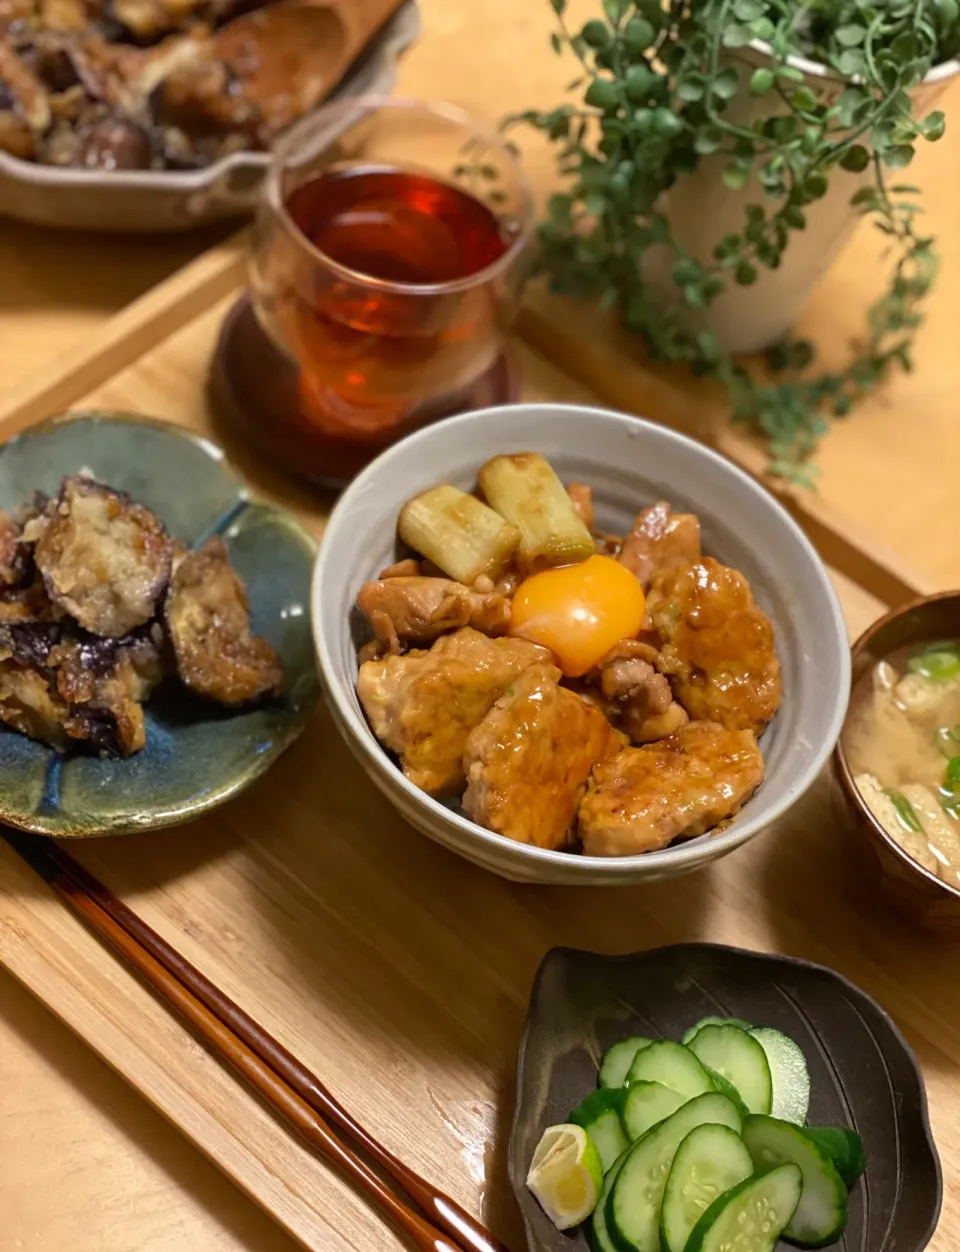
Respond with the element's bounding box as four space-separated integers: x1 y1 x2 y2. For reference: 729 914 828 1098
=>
210 295 521 488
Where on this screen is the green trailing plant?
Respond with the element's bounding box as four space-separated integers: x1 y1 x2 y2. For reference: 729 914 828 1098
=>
512 0 959 483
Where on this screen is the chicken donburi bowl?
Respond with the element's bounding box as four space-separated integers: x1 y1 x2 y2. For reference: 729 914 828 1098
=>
312 404 849 885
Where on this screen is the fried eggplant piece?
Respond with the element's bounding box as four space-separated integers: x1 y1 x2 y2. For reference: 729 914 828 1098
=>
0 623 71 748
463 664 624 850
357 576 512 658
578 721 765 857
0 511 28 588
0 41 51 159
35 475 173 638
357 628 550 796
165 537 283 705
52 638 142 754
645 557 782 736
618 501 701 589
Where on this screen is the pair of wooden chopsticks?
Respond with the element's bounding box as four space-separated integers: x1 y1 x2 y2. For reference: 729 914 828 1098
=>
4 831 512 1252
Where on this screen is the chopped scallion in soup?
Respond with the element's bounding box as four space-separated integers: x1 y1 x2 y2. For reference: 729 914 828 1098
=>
844 640 960 890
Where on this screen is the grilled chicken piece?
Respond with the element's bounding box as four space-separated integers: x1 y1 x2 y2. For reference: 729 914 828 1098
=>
463 664 624 850
165 538 283 705
645 557 781 736
578 721 765 857
593 639 689 743
567 482 595 531
357 627 549 796
356 576 511 658
35 475 173 637
618 501 701 589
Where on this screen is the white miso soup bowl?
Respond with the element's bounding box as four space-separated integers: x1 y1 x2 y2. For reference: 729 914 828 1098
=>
311 403 849 886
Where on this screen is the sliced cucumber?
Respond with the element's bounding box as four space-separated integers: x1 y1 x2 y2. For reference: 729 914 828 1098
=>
681 1016 752 1046
684 1163 803 1252
570 1088 629 1173
801 1126 866 1188
621 1081 686 1141
659 1124 753 1252
687 1025 772 1115
750 1026 811 1125
701 1066 749 1118
588 1151 629 1252
599 1036 654 1089
741 1114 849 1247
607 1092 742 1252
625 1040 714 1101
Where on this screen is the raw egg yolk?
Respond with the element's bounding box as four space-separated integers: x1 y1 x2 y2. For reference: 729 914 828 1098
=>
509 554 646 678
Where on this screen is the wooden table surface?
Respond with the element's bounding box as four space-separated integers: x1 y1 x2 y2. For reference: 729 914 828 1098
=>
0 2 958 1249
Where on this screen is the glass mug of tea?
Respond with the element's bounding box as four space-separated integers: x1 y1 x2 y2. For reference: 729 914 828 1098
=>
249 96 533 479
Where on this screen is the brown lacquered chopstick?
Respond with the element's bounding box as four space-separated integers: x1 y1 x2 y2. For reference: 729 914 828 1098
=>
7 833 512 1252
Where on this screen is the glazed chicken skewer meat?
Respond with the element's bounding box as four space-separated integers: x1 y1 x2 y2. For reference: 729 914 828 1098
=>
353 459 782 858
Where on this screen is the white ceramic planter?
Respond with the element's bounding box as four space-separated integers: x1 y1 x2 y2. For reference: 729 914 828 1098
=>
644 44 959 355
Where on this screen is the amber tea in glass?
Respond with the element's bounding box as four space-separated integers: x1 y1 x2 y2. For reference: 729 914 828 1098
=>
249 97 532 480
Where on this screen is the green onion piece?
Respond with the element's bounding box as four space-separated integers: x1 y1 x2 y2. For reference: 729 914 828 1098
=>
936 725 960 756
885 789 923 833
914 640 960 658
907 651 960 682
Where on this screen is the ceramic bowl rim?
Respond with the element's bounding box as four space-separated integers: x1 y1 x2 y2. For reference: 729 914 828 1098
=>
312 401 851 877
834 587 960 904
509 941 943 1251
0 410 319 837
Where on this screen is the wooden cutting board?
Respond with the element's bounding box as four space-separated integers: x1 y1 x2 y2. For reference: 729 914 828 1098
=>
0 246 958 1251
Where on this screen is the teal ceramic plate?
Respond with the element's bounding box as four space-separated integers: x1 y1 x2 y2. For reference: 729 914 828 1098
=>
0 412 319 837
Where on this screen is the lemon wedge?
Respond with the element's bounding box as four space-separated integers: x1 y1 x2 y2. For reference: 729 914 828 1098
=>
525 1123 603 1230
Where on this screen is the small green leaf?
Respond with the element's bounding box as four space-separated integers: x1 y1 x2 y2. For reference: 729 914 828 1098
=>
923 110 947 140
723 164 749 190
713 67 740 99
549 0 565 13
835 24 866 47
776 63 805 83
683 283 705 308
750 68 775 95
836 49 866 76
782 204 806 229
735 260 758 285
677 75 705 102
585 79 620 112
721 23 753 49
550 31 562 54
625 63 655 102
792 86 819 112
624 16 655 53
805 172 828 200
652 107 683 137
694 127 723 154
602 0 628 22
884 145 915 169
580 19 609 48
672 257 701 285
733 0 765 18
839 144 870 172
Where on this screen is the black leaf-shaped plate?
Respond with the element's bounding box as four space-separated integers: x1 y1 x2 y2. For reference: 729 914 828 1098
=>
510 944 941 1252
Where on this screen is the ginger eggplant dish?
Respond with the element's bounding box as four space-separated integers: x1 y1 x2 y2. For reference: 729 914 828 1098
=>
354 453 782 859
1 0 308 171
0 472 283 758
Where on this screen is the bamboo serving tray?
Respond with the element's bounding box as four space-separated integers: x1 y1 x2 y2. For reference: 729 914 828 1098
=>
0 238 957 1251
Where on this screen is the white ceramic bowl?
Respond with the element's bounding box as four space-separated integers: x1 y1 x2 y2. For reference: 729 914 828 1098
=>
312 403 850 885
